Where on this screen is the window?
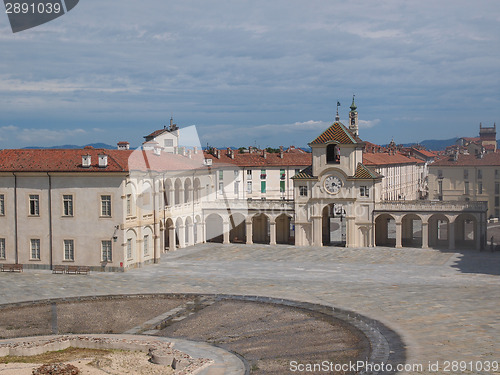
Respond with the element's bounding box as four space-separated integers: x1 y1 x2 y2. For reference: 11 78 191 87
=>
438 181 443 199
234 170 239 179
299 186 308 197
143 235 149 256
437 170 443 178
127 239 133 259
464 169 468 180
280 169 285 180
234 181 240 195
261 181 266 193
218 182 224 194
218 170 223 180
102 240 112 262
360 186 370 197
30 239 40 260
478 169 482 179
164 139 173 147
29 194 39 216
101 195 111 217
495 183 499 195
246 169 252 179
63 195 73 216
0 194 4 215
280 181 285 193
260 169 266 179
478 182 483 194
464 181 469 195
496 209 500 218
64 239 74 261
247 181 252 193
0 239 5 259
326 144 340 164
126 195 131 216
496 169 499 179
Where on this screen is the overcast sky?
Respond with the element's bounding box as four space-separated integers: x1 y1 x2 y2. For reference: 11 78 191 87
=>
1 1 499 149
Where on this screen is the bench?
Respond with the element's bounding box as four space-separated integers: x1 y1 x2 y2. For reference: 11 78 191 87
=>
66 265 90 275
1 264 23 272
52 265 66 274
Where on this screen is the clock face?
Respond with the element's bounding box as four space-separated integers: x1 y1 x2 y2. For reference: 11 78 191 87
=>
324 175 342 194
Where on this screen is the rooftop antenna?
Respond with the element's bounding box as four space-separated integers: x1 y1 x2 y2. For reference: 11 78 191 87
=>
335 101 341 122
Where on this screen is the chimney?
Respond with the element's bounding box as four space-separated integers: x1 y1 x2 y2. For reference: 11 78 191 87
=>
187 149 192 159
262 149 267 159
153 146 161 156
193 146 198 154
279 146 283 159
226 147 231 157
174 146 178 154
117 141 130 150
82 155 91 168
98 154 108 168
179 147 186 156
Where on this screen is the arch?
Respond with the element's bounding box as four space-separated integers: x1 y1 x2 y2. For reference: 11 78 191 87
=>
252 213 270 244
184 178 192 204
174 178 182 206
125 229 138 261
401 213 422 247
193 178 201 202
164 218 176 251
455 213 478 249
375 214 396 247
322 204 346 246
143 226 154 258
140 180 153 211
326 143 340 164
164 178 173 207
125 182 137 216
206 213 224 243
428 214 449 248
229 213 246 243
276 214 293 244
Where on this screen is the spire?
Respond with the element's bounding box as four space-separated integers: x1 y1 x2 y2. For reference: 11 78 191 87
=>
350 95 357 112
335 100 340 122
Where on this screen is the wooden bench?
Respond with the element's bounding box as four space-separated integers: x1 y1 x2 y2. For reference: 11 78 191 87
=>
66 265 79 274
1 264 23 272
52 265 66 274
66 265 90 275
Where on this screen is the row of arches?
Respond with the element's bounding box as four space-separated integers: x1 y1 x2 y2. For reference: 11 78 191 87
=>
163 212 294 250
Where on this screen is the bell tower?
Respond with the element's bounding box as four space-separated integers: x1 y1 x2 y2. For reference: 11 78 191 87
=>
349 95 358 137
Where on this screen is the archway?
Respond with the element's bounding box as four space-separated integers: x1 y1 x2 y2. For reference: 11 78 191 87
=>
164 179 173 207
175 217 185 248
206 213 224 243
401 214 422 247
429 214 449 248
174 178 182 206
455 213 478 249
184 179 192 204
375 214 396 247
322 204 346 246
276 214 292 244
164 218 176 251
229 213 246 243
194 178 201 202
252 213 270 244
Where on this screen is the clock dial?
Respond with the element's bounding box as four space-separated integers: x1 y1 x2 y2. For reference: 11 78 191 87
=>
324 176 342 194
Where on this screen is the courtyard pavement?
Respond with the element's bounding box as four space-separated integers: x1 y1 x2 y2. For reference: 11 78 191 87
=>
1 244 499 374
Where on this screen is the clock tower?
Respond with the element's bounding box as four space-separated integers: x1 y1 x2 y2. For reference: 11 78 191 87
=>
349 95 359 137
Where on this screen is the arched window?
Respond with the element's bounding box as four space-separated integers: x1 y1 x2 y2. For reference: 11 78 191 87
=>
326 144 340 164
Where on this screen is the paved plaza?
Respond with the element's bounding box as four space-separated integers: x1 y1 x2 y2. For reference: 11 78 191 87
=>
1 243 499 374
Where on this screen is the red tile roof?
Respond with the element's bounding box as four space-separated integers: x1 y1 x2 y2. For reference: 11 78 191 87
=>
203 149 312 167
309 122 361 145
363 151 425 166
431 152 500 167
351 163 382 179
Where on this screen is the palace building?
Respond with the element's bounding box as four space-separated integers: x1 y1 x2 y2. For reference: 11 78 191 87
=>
0 100 488 271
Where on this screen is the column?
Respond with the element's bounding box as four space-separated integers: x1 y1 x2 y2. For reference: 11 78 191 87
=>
196 222 204 244
169 226 176 251
312 216 322 247
269 218 276 245
395 221 403 248
475 216 481 250
154 221 161 263
421 221 429 249
246 219 253 244
345 217 355 248
178 225 185 248
223 221 230 244
448 221 455 250
187 223 194 246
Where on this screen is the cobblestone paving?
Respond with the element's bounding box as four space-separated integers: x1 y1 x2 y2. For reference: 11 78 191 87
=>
0 244 499 374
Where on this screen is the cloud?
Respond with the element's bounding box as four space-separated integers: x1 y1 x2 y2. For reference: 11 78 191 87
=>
0 125 87 144
359 119 380 129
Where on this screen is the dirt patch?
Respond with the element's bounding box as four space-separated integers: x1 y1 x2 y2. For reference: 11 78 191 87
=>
158 300 369 375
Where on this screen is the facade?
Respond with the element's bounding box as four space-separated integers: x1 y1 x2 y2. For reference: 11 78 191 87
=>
0 104 489 272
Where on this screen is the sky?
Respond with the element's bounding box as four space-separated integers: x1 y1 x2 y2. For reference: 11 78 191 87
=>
0 0 499 149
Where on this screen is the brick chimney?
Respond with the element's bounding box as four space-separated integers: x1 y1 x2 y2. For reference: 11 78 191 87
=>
262 149 267 159
279 146 284 159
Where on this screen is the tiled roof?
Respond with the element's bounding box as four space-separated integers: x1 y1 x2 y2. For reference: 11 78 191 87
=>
363 151 425 166
431 152 500 167
203 150 312 167
351 163 382 179
0 148 208 173
291 165 317 180
412 149 438 158
144 129 167 139
309 122 360 145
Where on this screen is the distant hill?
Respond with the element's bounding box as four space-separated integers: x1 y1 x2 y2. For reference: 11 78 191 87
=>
382 138 458 151
24 143 118 150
